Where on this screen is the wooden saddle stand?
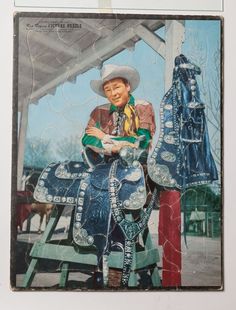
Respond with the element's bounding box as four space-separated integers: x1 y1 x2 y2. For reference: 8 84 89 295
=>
22 148 161 289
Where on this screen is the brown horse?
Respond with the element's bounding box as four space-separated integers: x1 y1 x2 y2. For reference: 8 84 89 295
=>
16 199 54 234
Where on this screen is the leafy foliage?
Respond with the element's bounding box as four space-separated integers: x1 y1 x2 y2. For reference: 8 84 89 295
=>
181 184 221 212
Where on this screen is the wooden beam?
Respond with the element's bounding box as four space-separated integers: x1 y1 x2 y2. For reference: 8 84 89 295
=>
79 18 113 37
22 27 78 58
164 20 185 91
18 74 35 86
134 25 165 59
17 101 29 190
123 40 135 51
35 31 78 58
67 75 77 84
20 20 148 106
20 55 54 74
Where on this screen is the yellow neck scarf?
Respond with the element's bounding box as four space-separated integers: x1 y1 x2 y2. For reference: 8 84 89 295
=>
123 103 139 136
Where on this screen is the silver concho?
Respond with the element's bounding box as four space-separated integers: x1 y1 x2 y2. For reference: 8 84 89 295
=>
76 213 82 221
123 200 130 208
124 169 141 182
164 134 175 145
123 187 147 210
41 172 48 179
148 158 156 165
81 228 88 237
78 197 84 205
74 222 81 229
87 235 94 245
132 160 140 168
55 163 84 179
34 186 48 202
164 104 173 110
79 191 85 197
138 186 145 193
188 101 204 109
53 196 61 203
165 121 174 128
161 151 176 162
66 197 75 204
73 227 94 247
46 194 53 202
148 163 177 187
80 182 88 191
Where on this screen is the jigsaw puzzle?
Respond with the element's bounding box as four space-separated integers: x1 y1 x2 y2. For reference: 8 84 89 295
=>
11 12 222 291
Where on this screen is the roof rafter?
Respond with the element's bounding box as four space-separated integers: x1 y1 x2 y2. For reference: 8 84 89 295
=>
78 18 113 37
20 54 57 75
134 25 166 58
21 27 79 58
18 74 36 86
20 20 162 106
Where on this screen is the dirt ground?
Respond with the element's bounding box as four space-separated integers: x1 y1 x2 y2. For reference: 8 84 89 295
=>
14 210 222 290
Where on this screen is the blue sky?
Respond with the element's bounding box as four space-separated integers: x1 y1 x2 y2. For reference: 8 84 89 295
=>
24 19 221 163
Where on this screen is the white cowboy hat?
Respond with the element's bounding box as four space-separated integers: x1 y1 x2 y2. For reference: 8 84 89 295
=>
90 64 140 97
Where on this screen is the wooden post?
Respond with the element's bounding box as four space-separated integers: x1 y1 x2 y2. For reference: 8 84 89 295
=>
17 101 29 190
165 20 185 92
158 20 185 287
159 190 182 287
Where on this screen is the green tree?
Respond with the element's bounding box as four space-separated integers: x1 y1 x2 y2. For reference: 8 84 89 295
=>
182 184 221 212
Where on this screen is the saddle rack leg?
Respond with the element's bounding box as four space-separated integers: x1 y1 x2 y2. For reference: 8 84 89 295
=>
22 258 38 288
22 205 64 288
150 264 161 287
142 226 161 287
59 262 70 288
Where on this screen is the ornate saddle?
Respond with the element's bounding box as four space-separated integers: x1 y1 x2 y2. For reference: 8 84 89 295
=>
34 159 146 241
34 150 154 286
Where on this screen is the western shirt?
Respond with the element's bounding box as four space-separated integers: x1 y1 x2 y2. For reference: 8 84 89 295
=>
82 95 156 154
